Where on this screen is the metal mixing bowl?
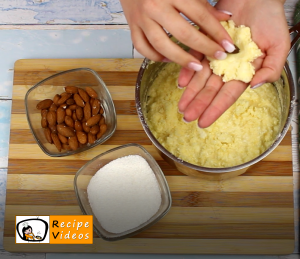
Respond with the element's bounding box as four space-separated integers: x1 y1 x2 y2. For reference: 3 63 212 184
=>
135 59 296 180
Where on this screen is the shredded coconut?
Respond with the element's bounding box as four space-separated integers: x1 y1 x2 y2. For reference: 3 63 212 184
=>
87 155 162 234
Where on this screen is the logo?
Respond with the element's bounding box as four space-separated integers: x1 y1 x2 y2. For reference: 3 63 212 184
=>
16 215 93 244
16 216 50 244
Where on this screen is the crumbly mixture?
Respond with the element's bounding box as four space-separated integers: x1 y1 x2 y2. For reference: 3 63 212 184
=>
207 20 262 83
146 63 281 168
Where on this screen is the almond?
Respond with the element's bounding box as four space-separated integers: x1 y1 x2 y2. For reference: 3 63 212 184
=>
46 110 57 126
44 127 52 144
49 124 57 134
69 104 77 110
86 114 101 127
41 109 48 128
57 124 75 137
100 107 104 114
60 103 67 109
66 98 75 105
51 133 62 152
99 116 105 125
84 102 91 121
85 87 98 99
92 99 101 115
97 124 107 139
90 125 100 135
68 136 79 151
36 99 53 110
74 93 85 107
76 106 84 121
88 132 96 144
72 111 78 121
78 88 90 103
53 94 61 106
62 143 72 151
74 120 83 131
57 93 72 105
65 115 74 128
49 103 57 112
82 120 90 133
58 133 68 144
76 131 87 144
65 86 78 94
65 108 72 117
90 97 95 107
56 107 66 124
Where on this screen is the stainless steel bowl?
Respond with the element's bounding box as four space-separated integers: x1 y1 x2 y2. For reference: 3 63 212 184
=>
135 59 296 180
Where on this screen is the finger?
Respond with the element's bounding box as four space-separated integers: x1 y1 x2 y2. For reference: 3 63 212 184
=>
250 46 288 88
152 9 230 60
142 20 203 70
178 49 203 87
131 25 164 61
251 55 264 71
171 0 236 54
206 3 232 21
178 58 212 113
178 68 195 88
198 80 247 128
183 71 223 122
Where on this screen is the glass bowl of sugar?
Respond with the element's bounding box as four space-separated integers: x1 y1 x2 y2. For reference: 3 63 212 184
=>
74 143 172 241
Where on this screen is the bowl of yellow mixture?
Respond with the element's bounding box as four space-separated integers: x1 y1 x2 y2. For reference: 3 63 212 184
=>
135 21 296 180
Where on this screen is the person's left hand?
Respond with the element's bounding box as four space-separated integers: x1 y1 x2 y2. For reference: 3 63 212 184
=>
178 0 290 128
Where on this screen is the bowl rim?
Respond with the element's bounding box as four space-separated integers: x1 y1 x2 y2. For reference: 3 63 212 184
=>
135 59 296 173
24 67 117 157
73 143 172 241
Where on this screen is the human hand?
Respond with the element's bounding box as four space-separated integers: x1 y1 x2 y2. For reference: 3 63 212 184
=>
120 0 237 71
178 0 289 128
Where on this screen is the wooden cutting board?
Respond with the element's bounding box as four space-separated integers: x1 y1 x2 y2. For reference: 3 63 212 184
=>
4 59 295 254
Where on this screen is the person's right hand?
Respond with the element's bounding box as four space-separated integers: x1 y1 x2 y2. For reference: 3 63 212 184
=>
177 0 289 128
120 0 237 72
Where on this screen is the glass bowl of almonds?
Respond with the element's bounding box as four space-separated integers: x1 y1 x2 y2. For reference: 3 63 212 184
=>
25 68 117 157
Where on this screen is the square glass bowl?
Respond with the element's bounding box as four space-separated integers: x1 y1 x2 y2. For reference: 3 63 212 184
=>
25 68 117 157
74 143 172 241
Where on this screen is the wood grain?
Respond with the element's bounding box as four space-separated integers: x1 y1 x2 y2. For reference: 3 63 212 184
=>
4 59 295 254
2 237 295 254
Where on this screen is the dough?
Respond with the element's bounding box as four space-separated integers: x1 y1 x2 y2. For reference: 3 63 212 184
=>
146 63 281 168
208 20 262 83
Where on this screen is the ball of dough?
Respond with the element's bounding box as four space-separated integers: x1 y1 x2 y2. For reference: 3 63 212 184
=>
207 20 262 83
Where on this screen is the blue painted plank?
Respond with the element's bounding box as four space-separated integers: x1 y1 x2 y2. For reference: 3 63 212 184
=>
0 101 10 169
0 168 7 248
0 0 126 24
0 29 132 99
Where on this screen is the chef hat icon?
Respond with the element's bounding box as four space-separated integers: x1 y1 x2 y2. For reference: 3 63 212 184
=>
22 222 29 228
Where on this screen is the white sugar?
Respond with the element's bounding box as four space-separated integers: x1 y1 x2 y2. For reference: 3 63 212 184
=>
87 155 162 234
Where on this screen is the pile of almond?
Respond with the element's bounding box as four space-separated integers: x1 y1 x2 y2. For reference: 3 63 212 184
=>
36 86 107 152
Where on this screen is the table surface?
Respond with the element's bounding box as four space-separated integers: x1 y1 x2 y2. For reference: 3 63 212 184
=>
0 0 299 258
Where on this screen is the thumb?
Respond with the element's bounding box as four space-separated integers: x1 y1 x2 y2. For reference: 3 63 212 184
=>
250 47 287 89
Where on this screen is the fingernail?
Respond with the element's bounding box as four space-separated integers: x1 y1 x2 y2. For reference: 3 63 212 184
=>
218 10 232 16
222 40 236 53
162 58 172 62
183 117 190 123
214 51 227 60
188 62 203 72
178 109 183 114
251 82 266 89
177 84 184 89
